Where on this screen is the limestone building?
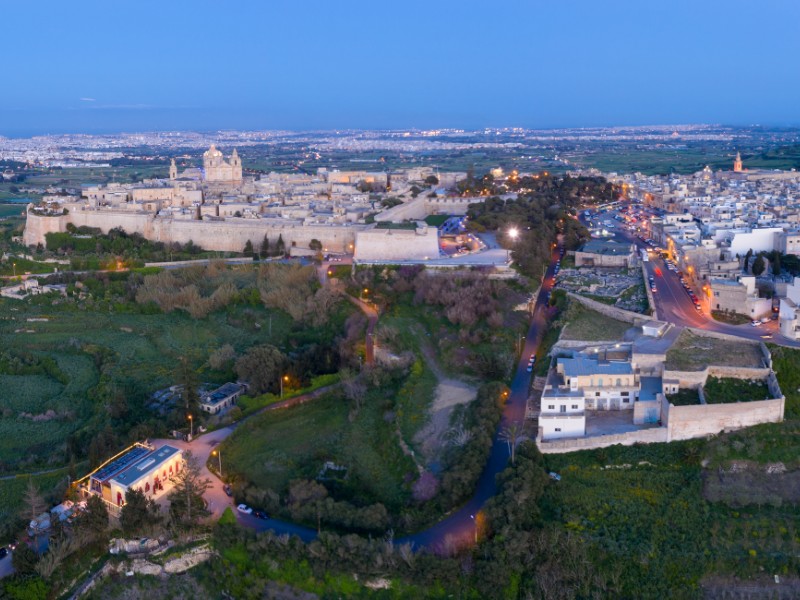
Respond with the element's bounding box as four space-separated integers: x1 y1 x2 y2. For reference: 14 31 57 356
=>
203 145 242 183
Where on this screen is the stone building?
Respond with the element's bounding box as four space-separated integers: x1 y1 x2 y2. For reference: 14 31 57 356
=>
202 145 242 183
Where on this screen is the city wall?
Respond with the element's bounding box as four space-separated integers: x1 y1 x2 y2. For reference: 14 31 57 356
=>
24 210 359 253
354 226 440 262
665 397 784 441
374 195 481 223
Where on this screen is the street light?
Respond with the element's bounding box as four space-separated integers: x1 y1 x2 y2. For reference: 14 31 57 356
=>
280 374 289 398
470 514 478 544
187 414 193 438
507 228 519 261
212 449 222 477
12 263 16 278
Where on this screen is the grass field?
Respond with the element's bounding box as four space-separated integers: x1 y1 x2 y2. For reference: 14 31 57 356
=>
704 377 772 404
222 389 416 511
543 436 800 597
559 299 632 341
666 330 764 371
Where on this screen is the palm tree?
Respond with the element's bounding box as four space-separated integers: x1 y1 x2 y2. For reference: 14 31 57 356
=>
499 421 527 465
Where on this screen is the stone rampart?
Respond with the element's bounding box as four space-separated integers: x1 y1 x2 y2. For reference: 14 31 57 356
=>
666 397 784 441
24 209 360 253
354 226 440 261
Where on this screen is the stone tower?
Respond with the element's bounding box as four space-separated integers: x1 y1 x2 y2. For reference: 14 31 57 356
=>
733 151 743 172
169 158 177 181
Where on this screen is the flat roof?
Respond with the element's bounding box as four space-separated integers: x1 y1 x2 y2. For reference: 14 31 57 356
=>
202 382 244 407
558 356 633 377
112 445 181 488
90 445 152 484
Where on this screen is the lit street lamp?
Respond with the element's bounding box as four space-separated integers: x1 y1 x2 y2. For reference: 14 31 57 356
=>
507 227 519 261
212 449 222 477
470 514 478 544
187 414 193 438
280 374 289 398
12 263 16 278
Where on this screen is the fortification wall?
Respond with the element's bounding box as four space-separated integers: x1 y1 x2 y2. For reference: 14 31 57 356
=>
374 197 428 223
354 227 440 261
24 210 360 253
666 397 784 441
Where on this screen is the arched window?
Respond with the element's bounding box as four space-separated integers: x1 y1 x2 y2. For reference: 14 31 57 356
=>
145 482 150 493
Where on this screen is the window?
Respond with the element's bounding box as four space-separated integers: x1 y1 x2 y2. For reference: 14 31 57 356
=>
571 404 578 409
616 378 621 386
623 398 630 403
555 428 562 432
547 405 555 410
621 391 629 396
560 405 567 413
595 392 600 397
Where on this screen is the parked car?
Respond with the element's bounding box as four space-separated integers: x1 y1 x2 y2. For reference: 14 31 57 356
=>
750 320 760 327
223 485 233 497
253 510 269 520
237 504 252 515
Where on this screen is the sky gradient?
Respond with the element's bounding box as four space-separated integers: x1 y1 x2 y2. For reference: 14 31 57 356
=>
2 0 799 135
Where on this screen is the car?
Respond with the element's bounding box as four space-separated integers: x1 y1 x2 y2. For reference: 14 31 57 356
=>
548 472 562 482
526 364 533 373
253 510 269 520
651 286 657 293
695 304 702 311
529 354 536 361
237 504 253 515
223 485 233 497
750 320 760 327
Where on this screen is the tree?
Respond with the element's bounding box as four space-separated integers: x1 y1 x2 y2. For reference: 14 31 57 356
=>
752 255 766 276
77 495 109 542
234 344 286 394
744 248 753 272
243 239 254 257
259 235 270 259
177 356 199 412
773 252 782 276
21 478 45 523
425 175 439 186
119 488 161 537
309 239 323 252
168 451 211 531
11 542 39 576
209 344 236 371
275 234 286 257
499 422 527 465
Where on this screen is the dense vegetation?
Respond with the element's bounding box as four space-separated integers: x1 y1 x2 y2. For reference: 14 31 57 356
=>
465 173 611 279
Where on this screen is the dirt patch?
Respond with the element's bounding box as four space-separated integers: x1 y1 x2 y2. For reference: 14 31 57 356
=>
414 378 477 468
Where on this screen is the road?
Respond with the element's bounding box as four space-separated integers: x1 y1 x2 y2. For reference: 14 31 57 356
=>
582 205 800 348
224 245 563 550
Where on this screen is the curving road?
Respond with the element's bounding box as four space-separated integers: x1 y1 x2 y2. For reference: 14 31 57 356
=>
183 247 563 548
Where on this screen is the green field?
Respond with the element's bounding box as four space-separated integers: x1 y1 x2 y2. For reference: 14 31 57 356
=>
224 389 416 512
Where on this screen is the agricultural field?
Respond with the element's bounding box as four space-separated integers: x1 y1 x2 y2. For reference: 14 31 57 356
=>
0 262 352 534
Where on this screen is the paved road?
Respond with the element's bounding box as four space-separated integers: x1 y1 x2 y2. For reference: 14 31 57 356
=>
583 205 800 348
229 245 562 549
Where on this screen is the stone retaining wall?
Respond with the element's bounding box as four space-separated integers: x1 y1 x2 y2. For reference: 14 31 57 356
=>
641 262 659 319
567 292 653 324
663 366 772 389
537 426 668 453
666 397 785 441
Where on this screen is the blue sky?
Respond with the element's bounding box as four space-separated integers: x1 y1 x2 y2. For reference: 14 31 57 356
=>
2 0 798 135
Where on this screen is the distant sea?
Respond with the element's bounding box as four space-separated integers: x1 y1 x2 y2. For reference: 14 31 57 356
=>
0 198 32 204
